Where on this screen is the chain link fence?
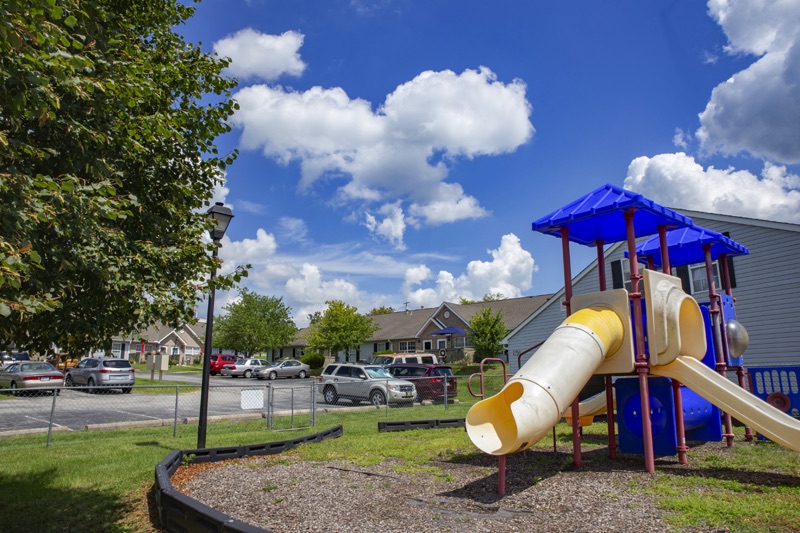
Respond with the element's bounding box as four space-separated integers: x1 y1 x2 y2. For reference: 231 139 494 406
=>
0 372 510 447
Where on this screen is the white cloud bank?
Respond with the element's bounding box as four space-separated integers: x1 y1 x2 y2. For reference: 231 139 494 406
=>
624 153 800 223
214 28 306 82
698 0 800 163
625 1 800 223
403 233 536 308
231 66 533 248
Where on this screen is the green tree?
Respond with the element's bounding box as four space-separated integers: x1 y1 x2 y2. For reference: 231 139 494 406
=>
468 306 507 361
0 0 246 355
307 311 322 325
306 300 378 357
482 292 505 302
212 289 297 356
367 306 394 315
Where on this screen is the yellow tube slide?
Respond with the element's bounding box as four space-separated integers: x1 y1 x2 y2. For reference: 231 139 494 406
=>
466 307 625 455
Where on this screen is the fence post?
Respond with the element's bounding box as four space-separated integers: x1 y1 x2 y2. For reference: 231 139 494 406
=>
311 382 316 427
444 375 448 411
266 383 272 430
173 385 179 438
385 379 389 417
46 388 59 448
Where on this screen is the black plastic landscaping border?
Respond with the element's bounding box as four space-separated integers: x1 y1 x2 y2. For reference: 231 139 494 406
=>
154 425 343 533
377 418 465 432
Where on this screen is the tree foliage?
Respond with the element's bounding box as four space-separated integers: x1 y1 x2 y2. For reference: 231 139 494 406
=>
212 289 297 356
367 306 394 315
468 306 507 361
305 300 378 356
0 0 246 354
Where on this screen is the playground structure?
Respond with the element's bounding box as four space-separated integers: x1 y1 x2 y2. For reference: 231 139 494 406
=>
465 184 800 492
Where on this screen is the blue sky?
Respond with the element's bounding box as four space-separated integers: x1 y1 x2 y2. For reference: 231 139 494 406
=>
181 0 800 325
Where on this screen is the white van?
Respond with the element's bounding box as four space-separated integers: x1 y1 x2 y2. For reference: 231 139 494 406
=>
370 353 439 366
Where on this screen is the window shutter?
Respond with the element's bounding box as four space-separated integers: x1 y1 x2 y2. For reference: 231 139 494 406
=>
611 260 623 289
675 265 690 292
722 232 737 289
726 256 737 288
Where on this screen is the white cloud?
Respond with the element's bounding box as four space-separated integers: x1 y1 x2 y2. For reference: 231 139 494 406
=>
402 233 535 308
237 199 267 215
219 228 278 264
284 263 366 326
697 0 800 163
232 67 533 240
672 128 689 150
213 28 306 82
623 152 800 223
364 202 407 250
278 217 309 243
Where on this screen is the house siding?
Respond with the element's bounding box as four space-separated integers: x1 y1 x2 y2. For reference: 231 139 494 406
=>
506 211 800 374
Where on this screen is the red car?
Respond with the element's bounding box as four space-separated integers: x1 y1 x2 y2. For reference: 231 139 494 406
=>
209 354 238 376
386 364 457 402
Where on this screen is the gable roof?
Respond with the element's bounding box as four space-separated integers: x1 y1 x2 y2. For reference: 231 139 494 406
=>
443 295 553 332
368 307 438 341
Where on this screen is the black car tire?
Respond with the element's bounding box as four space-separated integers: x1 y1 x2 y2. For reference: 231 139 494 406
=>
298 370 307 379
243 370 252 378
122 387 132 394
10 381 18 396
55 389 60 396
323 386 338 404
370 390 386 407
65 375 74 387
87 377 96 393
269 371 277 380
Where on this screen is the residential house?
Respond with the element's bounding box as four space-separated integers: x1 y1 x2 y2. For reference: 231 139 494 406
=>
285 295 553 364
101 321 207 365
503 210 800 373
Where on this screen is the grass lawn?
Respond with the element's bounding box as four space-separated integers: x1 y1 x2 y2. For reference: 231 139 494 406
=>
0 405 797 532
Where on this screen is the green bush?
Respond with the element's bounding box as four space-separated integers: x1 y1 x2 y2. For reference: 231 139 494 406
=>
374 349 394 355
301 352 325 369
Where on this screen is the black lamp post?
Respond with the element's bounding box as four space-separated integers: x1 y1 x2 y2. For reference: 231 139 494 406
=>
197 202 233 449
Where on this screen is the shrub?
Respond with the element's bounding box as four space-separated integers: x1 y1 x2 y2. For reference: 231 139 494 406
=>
374 349 394 355
301 352 325 369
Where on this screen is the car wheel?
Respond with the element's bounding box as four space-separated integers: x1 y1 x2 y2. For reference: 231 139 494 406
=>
298 370 307 379
323 386 338 404
87 377 96 393
370 390 386 407
243 370 252 378
269 371 277 380
10 381 18 397
122 387 132 394
65 375 74 387
55 389 61 396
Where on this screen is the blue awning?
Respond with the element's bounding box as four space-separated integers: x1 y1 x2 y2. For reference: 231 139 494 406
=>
431 326 466 336
633 225 749 267
531 183 693 246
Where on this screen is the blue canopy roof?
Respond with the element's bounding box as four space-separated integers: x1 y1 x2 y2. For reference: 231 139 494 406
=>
531 183 693 246
633 225 749 267
431 326 466 336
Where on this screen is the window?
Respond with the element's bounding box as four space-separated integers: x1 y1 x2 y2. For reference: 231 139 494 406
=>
453 337 473 348
185 347 200 357
335 366 352 377
398 341 416 353
611 258 648 292
111 342 123 357
423 340 432 351
688 262 721 294
437 339 447 350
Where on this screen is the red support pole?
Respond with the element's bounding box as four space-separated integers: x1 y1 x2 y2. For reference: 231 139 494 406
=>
705 244 735 447
561 227 581 469
720 254 753 441
658 225 671 276
625 209 655 473
498 454 506 496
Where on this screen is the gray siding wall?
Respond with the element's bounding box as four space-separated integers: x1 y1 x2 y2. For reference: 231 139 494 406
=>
507 213 800 373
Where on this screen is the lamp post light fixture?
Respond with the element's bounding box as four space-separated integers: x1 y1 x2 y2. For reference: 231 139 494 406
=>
197 202 234 449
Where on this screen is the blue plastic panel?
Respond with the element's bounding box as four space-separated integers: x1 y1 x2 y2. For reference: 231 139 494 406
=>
635 225 748 267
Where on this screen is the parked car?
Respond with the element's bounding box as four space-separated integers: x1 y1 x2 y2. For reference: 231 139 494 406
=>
386 364 457 402
318 363 416 406
254 359 310 380
0 361 63 395
65 357 135 393
220 358 268 378
209 354 238 376
0 352 31 369
370 353 439 366
46 353 79 372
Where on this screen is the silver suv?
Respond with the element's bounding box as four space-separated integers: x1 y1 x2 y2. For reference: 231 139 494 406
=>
65 357 135 393
318 363 416 406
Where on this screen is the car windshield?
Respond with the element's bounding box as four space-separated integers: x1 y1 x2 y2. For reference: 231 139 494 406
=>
364 367 391 379
269 361 283 367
